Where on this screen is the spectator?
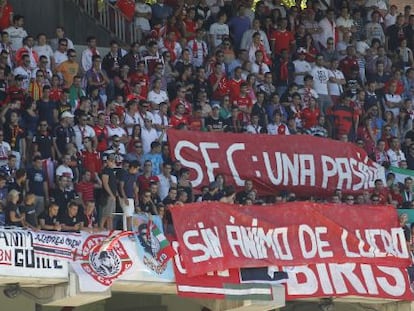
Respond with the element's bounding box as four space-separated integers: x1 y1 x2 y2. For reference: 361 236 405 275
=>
59 201 83 232
137 160 159 193
21 193 37 229
38 203 61 231
26 155 49 216
387 136 406 167
100 154 118 230
4 14 27 52
141 140 163 176
4 189 24 226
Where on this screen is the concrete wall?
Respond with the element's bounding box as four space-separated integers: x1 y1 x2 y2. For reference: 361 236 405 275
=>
0 286 36 311
40 293 202 311
281 301 414 311
9 0 114 45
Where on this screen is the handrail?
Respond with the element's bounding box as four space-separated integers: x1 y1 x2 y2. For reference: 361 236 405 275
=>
71 0 140 45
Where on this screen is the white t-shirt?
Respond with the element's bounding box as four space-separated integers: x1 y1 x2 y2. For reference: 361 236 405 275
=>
251 62 270 75
141 127 159 154
209 22 229 48
157 173 177 200
124 112 140 135
0 142 11 166
72 125 96 151
293 59 312 86
384 93 402 117
387 149 406 167
13 66 32 90
135 3 152 32
384 13 397 29
33 44 54 69
54 50 68 66
152 111 168 141
311 66 330 95
4 26 27 51
107 126 127 141
147 90 169 105
328 69 345 96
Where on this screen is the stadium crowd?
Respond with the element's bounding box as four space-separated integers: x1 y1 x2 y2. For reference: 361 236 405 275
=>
0 0 413 234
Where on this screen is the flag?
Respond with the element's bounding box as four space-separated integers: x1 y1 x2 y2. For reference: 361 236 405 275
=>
147 218 176 265
389 166 414 184
133 214 176 276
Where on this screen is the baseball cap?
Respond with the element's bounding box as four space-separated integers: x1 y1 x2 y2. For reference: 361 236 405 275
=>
60 111 74 119
297 47 307 54
212 103 221 109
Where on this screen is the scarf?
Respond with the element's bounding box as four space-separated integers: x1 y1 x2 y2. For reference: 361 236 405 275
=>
164 39 177 62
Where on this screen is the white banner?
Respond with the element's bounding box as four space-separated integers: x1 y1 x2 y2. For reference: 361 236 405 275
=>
0 229 68 278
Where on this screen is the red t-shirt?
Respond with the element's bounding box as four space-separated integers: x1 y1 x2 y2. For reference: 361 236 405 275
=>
209 74 229 100
184 19 197 41
80 150 102 176
75 181 95 202
271 30 294 55
94 125 109 152
228 78 244 101
137 175 159 192
233 95 253 123
339 56 359 79
0 4 12 30
170 114 189 128
129 72 149 98
170 98 192 116
116 0 135 22
301 107 321 129
49 88 63 102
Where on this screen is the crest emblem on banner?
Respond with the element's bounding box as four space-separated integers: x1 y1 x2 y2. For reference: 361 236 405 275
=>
79 235 133 286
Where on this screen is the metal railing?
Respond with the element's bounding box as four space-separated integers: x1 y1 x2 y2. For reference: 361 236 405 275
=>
71 0 140 45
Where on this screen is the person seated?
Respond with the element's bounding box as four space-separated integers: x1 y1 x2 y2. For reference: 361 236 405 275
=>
58 201 83 232
38 203 61 231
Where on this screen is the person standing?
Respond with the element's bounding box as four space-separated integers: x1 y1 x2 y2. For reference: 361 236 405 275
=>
101 154 118 230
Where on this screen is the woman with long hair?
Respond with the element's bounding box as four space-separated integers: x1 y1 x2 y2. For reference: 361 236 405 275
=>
303 33 318 64
129 124 141 146
383 110 399 138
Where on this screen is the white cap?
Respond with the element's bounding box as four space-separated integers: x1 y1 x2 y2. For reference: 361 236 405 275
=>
61 111 74 119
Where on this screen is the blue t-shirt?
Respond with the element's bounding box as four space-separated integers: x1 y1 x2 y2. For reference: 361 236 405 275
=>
141 153 164 176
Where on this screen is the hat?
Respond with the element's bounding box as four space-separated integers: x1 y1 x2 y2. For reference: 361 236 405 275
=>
297 47 307 54
60 111 74 119
212 103 221 109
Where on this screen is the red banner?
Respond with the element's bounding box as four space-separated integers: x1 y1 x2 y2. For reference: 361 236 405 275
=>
170 202 410 277
284 263 412 300
171 240 413 301
167 129 385 197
